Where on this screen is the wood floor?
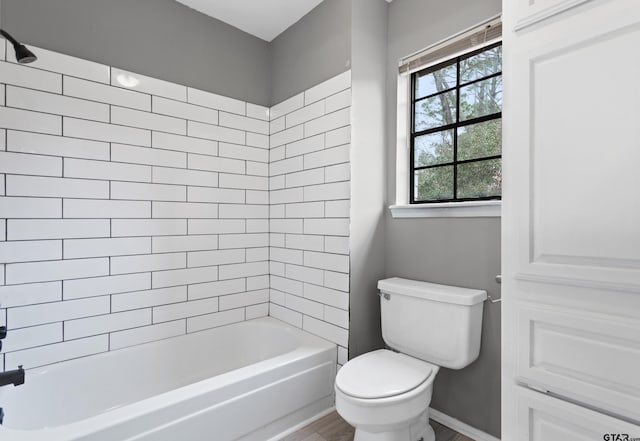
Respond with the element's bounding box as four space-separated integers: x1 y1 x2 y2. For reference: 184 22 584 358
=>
281 411 474 441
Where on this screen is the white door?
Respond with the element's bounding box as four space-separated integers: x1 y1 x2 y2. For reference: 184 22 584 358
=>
502 0 640 439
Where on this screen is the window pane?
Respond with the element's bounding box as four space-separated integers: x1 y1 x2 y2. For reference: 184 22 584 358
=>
457 119 502 161
414 130 454 167
415 166 454 201
460 45 502 84
414 91 457 131
457 159 502 199
415 63 457 99
459 76 502 121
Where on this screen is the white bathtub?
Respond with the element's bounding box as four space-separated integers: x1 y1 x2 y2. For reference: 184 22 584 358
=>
0 317 337 441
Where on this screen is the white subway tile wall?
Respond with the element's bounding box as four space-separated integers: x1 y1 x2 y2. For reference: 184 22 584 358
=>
0 41 352 372
269 71 351 366
0 43 271 370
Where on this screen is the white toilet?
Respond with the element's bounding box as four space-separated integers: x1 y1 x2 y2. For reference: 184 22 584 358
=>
335 277 486 441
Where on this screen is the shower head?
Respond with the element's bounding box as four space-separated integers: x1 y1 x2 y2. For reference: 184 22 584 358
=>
0 29 37 64
13 43 37 64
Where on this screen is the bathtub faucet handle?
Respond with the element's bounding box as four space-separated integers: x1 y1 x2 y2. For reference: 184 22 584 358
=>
0 365 25 388
0 326 6 340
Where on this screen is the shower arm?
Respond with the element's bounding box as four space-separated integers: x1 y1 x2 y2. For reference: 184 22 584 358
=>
0 29 20 46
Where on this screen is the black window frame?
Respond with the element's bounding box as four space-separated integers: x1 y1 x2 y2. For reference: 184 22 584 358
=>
410 41 502 204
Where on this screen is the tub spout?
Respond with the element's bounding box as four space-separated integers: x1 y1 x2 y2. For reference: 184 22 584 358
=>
0 365 25 387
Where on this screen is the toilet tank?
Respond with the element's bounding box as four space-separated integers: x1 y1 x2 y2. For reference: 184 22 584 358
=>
378 277 487 369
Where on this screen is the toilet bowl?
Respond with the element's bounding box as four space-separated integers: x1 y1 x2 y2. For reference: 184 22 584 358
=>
335 278 486 441
335 349 439 441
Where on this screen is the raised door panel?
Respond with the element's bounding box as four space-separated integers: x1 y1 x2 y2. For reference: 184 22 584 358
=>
516 387 640 441
516 303 640 422
507 0 640 291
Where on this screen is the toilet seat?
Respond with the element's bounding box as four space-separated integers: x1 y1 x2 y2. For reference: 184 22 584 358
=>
335 349 435 399
335 350 439 436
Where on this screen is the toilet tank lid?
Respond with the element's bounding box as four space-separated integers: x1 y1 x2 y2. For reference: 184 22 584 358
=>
377 277 487 305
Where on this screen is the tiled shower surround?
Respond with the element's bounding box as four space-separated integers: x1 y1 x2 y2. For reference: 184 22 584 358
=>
268 72 351 367
0 43 351 371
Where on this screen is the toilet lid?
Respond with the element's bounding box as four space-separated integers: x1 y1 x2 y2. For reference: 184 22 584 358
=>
335 349 434 399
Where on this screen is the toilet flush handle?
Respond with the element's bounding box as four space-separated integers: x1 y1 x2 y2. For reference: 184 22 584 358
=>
486 275 502 304
377 291 391 300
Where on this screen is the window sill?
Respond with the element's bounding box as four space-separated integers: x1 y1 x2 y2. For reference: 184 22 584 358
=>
389 200 501 218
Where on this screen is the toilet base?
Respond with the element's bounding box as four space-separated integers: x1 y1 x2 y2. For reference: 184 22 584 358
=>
352 411 434 441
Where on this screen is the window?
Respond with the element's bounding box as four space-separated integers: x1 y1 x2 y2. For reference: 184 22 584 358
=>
410 42 502 204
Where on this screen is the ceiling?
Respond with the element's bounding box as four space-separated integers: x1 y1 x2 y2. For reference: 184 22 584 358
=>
176 0 325 42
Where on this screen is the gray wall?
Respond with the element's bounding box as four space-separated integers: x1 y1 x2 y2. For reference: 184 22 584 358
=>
386 0 502 437
0 0 271 105
269 0 351 105
348 0 387 358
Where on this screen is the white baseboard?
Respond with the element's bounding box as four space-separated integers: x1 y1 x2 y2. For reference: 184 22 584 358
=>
265 406 336 441
429 408 501 441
